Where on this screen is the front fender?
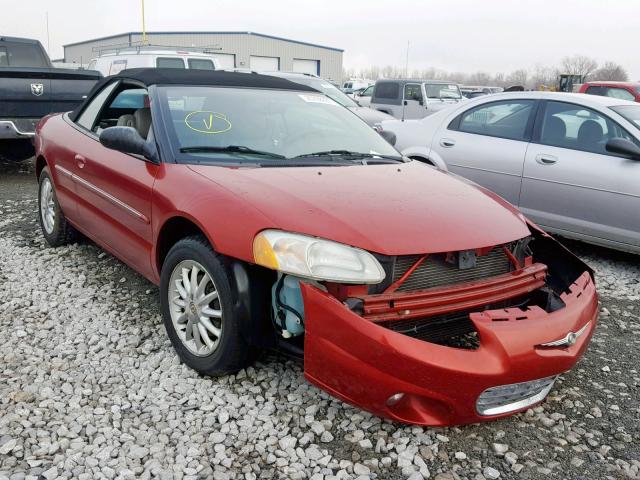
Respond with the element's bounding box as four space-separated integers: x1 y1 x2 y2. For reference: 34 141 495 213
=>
400 146 448 171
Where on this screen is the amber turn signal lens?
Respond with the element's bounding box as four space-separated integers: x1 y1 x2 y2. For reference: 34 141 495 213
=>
253 232 279 269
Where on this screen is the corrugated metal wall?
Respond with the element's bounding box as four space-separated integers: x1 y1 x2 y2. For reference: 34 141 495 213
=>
64 32 343 82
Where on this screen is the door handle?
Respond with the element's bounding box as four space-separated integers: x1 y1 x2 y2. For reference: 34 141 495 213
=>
440 138 456 148
535 154 557 165
74 154 86 169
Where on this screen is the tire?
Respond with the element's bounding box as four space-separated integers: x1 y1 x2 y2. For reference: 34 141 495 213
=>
160 236 253 376
0 140 35 162
38 166 78 247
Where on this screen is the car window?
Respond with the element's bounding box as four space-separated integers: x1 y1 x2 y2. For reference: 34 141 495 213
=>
110 89 147 109
158 86 400 164
374 83 399 99
604 87 635 101
0 47 8 67
362 86 374 97
0 41 48 67
109 59 128 75
611 105 640 130
188 58 215 70
584 86 606 96
425 84 462 99
156 57 185 69
539 101 637 155
404 84 422 101
453 100 535 141
76 81 120 131
284 76 357 108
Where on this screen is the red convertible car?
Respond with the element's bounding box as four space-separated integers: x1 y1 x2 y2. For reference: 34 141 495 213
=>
34 69 599 425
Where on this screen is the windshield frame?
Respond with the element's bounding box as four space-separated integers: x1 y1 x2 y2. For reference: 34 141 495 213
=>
153 84 400 167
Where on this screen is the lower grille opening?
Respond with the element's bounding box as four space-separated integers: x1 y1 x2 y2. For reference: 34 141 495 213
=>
380 309 481 349
377 289 565 349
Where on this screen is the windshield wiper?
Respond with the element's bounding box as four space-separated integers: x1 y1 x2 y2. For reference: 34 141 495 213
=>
179 145 286 159
294 150 403 163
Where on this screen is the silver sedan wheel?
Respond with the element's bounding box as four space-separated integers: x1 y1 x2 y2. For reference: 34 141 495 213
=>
40 177 55 234
168 259 223 357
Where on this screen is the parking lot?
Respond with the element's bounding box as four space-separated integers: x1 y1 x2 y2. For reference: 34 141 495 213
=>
1 159 638 480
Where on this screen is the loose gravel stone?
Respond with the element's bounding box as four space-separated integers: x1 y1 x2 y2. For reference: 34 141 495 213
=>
1 168 639 479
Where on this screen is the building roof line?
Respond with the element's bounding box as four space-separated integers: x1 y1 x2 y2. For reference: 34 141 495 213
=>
63 31 344 52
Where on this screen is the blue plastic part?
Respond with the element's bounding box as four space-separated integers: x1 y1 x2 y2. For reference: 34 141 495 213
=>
272 275 305 336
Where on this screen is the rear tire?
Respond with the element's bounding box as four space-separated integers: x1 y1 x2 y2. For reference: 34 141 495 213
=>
160 236 254 376
38 166 78 247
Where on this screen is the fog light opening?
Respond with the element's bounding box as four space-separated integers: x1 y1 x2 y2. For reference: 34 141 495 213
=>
386 392 405 407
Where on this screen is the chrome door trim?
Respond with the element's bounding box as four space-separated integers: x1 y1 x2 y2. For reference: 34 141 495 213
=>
55 164 150 224
522 175 640 199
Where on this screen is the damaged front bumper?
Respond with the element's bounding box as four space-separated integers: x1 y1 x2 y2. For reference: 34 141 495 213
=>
301 235 598 426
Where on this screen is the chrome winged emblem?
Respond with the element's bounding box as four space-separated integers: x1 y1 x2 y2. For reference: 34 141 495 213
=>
539 321 590 348
31 83 44 96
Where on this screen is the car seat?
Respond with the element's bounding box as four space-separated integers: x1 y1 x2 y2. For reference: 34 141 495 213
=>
116 108 151 139
544 116 567 146
577 120 604 153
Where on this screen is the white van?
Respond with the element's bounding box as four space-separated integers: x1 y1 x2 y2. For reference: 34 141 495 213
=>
342 79 372 95
88 48 221 77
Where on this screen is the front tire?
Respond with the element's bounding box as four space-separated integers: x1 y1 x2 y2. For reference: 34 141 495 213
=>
160 236 253 376
38 166 77 247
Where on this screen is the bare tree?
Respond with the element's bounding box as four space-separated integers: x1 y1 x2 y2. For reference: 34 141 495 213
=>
591 61 629 81
531 64 556 89
506 69 529 87
560 55 598 79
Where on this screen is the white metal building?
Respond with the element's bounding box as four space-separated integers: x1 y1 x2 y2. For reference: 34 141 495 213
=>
63 31 344 83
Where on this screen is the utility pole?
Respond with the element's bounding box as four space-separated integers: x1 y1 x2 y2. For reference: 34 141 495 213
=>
405 41 409 77
46 12 50 55
141 0 148 44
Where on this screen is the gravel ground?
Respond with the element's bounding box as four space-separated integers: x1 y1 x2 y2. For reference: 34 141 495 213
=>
0 160 638 480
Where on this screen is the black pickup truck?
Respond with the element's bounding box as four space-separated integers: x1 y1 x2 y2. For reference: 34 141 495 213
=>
0 36 101 161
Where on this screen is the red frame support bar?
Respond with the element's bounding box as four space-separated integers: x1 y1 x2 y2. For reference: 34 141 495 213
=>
359 263 548 323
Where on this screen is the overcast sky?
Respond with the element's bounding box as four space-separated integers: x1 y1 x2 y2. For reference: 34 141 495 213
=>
2 0 638 79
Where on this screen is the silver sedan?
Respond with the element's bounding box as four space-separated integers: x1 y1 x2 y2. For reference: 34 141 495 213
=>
380 92 640 254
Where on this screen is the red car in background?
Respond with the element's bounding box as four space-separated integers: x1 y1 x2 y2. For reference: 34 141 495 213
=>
579 81 640 102
34 69 598 426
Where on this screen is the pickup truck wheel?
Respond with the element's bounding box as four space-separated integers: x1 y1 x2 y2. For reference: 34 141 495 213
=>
160 236 253 376
38 167 77 246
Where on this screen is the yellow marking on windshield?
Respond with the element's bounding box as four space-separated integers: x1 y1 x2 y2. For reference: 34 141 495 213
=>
184 111 232 134
203 114 214 130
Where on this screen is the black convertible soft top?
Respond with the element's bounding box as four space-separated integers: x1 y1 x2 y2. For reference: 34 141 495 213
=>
69 68 317 121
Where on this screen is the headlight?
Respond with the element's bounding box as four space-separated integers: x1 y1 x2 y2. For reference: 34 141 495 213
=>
253 230 385 284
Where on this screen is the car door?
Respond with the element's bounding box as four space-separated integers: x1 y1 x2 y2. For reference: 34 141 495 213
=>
69 82 159 278
432 99 537 205
520 100 640 249
402 83 425 120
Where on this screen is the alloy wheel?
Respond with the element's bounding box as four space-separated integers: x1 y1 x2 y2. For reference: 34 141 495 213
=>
40 177 55 234
168 259 223 356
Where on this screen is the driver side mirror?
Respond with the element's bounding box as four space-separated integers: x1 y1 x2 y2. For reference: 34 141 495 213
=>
99 126 156 161
606 138 640 160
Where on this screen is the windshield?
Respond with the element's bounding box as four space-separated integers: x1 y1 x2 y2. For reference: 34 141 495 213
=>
284 76 358 108
158 86 400 165
425 83 462 99
611 105 640 129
